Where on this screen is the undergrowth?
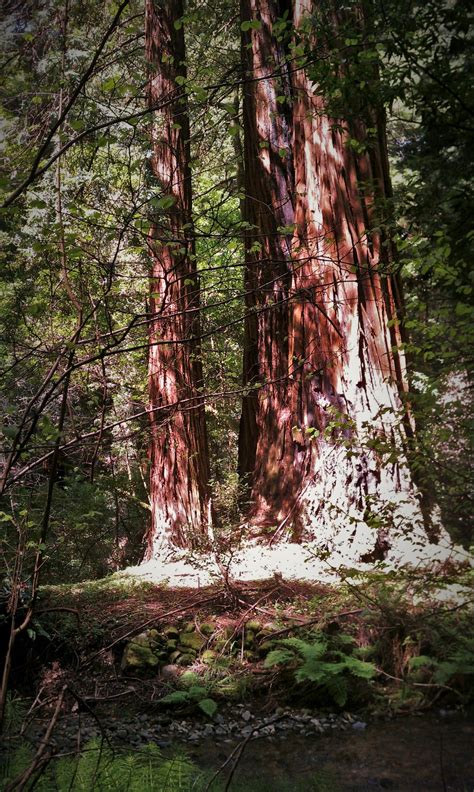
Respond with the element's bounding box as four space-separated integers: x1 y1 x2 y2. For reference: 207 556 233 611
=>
1 735 339 792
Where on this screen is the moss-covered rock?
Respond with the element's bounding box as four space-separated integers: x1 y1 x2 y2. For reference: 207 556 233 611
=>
258 640 276 657
245 620 262 633
169 650 182 663
121 632 161 674
200 622 215 637
177 653 195 666
182 621 196 634
163 625 179 639
179 631 206 651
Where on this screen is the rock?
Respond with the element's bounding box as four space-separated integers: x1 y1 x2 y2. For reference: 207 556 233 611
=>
163 625 180 639
352 721 367 730
182 621 196 633
241 710 252 722
161 664 179 679
177 653 195 666
245 620 262 632
121 632 161 673
199 622 215 636
179 631 206 651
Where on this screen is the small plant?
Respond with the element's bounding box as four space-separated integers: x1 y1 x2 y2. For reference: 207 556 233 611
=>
160 682 218 717
264 634 376 707
408 636 474 695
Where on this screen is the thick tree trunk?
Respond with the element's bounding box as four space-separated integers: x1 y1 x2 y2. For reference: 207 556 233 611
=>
145 0 210 557
238 0 297 527
239 0 440 559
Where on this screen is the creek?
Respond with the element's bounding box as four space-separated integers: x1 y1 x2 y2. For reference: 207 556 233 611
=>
179 711 473 791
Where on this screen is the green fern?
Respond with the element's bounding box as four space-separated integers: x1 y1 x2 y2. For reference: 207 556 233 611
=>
160 684 218 717
264 632 375 707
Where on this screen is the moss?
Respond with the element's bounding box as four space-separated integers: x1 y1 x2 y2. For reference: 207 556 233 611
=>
245 620 262 633
182 621 196 634
258 640 275 657
121 633 161 673
200 622 215 636
163 625 180 639
201 649 218 664
169 650 182 663
177 653 195 666
179 631 206 651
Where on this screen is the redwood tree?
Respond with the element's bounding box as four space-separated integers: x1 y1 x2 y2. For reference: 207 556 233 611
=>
145 0 210 556
239 0 437 559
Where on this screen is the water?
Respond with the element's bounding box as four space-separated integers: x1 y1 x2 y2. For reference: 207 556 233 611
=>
182 713 474 791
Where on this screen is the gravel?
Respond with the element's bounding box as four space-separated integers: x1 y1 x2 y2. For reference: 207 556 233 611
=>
25 706 364 754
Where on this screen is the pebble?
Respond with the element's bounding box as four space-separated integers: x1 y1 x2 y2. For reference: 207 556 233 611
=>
352 721 367 730
25 706 366 753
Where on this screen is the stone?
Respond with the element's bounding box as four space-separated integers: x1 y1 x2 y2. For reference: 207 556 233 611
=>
177 653 195 666
163 625 179 639
169 651 182 663
161 664 179 679
179 631 206 651
199 622 215 636
121 632 160 673
352 721 367 730
241 710 252 722
245 620 262 632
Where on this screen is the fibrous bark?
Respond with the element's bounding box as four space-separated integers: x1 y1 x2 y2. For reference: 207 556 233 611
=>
239 0 441 560
145 0 210 556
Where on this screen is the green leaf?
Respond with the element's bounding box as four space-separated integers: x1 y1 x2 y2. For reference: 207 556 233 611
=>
241 20 262 32
0 512 14 523
160 691 189 705
187 685 208 700
198 698 218 717
150 195 176 210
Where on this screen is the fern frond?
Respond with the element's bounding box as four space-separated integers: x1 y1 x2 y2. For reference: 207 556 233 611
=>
160 690 190 705
344 656 376 679
264 648 296 667
279 637 328 660
324 674 349 707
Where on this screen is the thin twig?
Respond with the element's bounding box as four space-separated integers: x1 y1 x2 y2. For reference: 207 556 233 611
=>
5 685 66 792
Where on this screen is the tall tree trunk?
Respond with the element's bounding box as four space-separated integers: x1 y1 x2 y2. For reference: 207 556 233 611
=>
238 0 296 527
145 0 210 557
239 0 441 559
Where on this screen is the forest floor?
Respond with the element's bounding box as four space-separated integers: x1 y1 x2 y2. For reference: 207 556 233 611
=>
25 560 472 715
4 563 473 789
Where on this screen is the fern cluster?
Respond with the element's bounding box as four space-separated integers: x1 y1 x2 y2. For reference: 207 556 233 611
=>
264 635 375 707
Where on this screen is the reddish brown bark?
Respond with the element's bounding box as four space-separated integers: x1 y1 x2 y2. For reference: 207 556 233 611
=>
145 0 210 556
238 0 297 525
239 0 427 557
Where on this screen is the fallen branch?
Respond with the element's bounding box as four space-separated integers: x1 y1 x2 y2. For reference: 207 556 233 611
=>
263 608 364 641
